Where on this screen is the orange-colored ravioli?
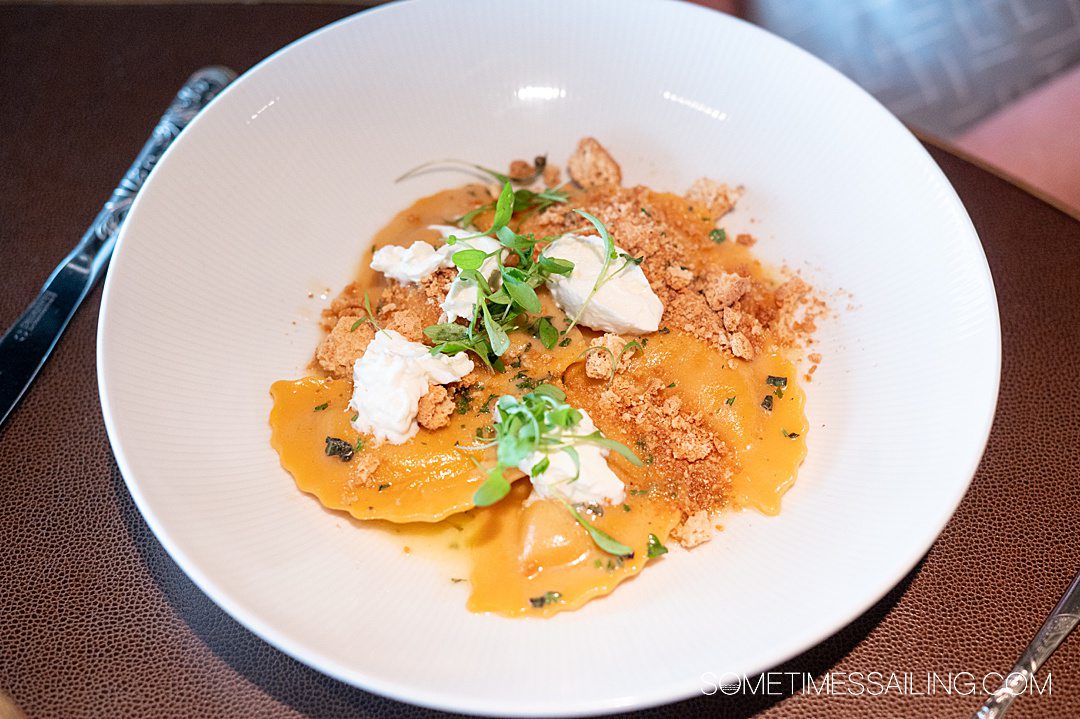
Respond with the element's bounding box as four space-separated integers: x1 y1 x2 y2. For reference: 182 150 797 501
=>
270 377 495 522
467 483 680 617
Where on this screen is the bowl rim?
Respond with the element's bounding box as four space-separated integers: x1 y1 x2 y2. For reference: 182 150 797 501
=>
96 0 1002 715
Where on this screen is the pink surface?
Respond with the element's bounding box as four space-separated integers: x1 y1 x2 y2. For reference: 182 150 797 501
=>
957 65 1080 216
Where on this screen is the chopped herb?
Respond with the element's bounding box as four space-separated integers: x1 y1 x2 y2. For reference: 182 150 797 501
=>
349 317 369 332
324 436 354 462
529 591 562 608
658 326 670 335
355 438 365 452
766 375 788 387
725 396 736 406
350 412 359 422
640 207 652 217
710 228 727 244
774 387 785 399
647 533 669 558
455 386 475 415
558 337 572 347
622 503 631 512
761 395 774 411
514 372 539 391
313 402 329 411
666 382 677 389
377 483 390 491
594 559 603 568
478 393 498 414
450 578 467 584
782 429 801 439
629 488 650 496
645 453 655 466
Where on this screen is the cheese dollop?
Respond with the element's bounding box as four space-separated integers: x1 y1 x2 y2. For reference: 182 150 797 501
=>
370 240 454 284
440 234 503 323
349 330 473 444
517 409 625 505
543 233 663 334
369 225 495 286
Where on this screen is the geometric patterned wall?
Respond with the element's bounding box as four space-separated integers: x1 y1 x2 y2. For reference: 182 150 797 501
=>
747 0 1080 136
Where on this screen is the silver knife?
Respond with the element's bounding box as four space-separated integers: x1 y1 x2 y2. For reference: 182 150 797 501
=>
0 66 235 428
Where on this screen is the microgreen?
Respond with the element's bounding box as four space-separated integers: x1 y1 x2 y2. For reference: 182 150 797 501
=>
565 501 634 558
349 291 384 333
647 533 669 558
463 386 640 557
424 181 576 367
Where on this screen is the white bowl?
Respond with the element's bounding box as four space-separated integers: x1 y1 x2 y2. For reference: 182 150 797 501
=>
97 0 1000 715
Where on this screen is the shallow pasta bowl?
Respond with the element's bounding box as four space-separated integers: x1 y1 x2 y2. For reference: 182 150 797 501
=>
96 0 1000 715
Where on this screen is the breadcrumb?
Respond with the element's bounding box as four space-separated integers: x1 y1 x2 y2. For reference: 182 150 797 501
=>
316 316 374 378
585 333 635 379
685 178 742 220
672 510 714 548
702 271 751 311
567 137 622 190
417 384 455 430
508 159 534 181
729 331 754 360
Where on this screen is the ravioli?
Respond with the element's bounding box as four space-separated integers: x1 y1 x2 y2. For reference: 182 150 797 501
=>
564 331 808 515
269 377 494 522
269 331 586 523
466 482 680 616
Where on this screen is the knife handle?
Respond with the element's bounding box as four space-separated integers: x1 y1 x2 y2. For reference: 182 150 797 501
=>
63 65 237 287
0 66 235 428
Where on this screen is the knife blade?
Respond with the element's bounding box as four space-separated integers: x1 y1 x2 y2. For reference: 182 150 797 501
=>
0 66 235 429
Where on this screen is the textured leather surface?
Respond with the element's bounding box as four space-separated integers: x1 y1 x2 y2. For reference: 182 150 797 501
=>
1 5 1078 719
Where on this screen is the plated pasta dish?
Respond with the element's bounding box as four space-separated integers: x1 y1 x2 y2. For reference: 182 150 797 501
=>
269 138 821 616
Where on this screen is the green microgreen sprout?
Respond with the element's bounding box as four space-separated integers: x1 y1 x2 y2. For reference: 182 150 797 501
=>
421 181 576 368
647 533 669 558
349 291 384 333
461 384 640 557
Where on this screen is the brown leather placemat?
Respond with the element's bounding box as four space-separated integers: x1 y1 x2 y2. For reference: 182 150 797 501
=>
1 5 1078 718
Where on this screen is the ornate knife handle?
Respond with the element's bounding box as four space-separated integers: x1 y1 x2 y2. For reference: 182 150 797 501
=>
0 66 235 428
75 66 237 280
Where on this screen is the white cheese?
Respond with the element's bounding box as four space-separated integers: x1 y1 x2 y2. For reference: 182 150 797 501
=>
368 225 494 286
349 330 473 444
517 409 625 505
370 240 455 284
543 233 663 334
440 234 503 323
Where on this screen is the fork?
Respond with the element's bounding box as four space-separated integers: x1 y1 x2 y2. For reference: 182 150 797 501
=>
973 568 1080 718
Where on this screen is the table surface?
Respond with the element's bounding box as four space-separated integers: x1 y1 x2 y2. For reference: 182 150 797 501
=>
2 5 1079 719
